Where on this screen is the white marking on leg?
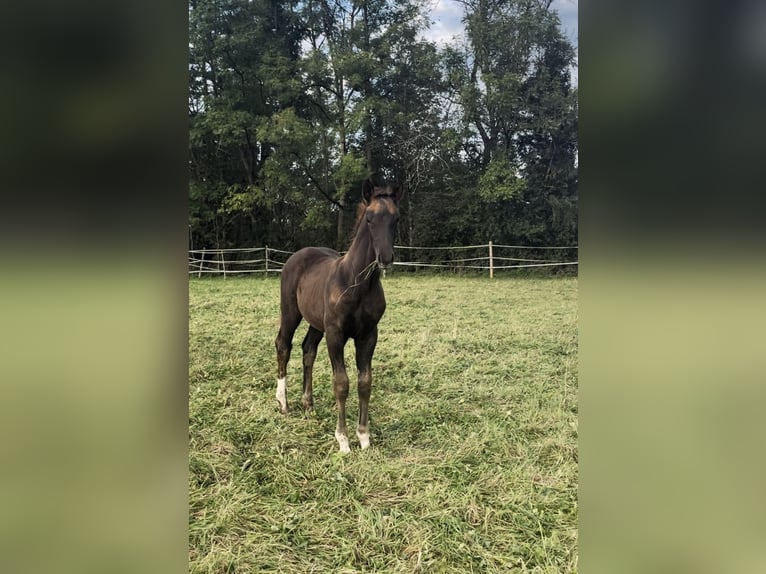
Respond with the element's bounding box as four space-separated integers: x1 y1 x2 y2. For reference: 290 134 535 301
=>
357 428 370 450
335 431 351 453
276 377 287 412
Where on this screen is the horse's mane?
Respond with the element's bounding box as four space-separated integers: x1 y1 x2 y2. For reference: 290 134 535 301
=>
351 202 367 238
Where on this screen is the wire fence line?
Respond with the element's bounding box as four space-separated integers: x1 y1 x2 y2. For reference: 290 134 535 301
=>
188 242 578 278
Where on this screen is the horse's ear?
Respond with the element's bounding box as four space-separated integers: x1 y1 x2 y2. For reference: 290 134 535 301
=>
392 184 403 204
362 179 374 204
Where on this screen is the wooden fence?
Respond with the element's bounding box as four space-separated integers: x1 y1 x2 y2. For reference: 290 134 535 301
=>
188 243 578 278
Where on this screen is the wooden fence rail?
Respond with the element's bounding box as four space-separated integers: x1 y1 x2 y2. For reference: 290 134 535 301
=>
188 244 578 277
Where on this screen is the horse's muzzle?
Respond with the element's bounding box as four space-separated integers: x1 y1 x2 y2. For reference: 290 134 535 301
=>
376 254 394 270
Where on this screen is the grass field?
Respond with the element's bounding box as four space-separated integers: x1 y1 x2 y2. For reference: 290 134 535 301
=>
189 274 578 573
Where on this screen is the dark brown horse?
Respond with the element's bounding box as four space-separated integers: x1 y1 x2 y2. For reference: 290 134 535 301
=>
275 179 401 452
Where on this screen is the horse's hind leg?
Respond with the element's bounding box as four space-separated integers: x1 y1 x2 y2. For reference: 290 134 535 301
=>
275 310 301 414
301 326 324 413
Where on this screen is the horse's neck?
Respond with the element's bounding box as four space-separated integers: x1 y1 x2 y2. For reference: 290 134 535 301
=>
341 223 376 282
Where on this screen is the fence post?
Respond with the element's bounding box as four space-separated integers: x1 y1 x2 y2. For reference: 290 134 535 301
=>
220 249 227 279
265 246 269 276
489 241 494 279
197 251 204 278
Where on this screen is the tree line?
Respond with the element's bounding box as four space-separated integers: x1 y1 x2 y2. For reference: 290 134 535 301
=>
189 0 577 252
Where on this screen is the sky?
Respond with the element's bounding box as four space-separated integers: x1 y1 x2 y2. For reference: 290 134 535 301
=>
422 0 578 85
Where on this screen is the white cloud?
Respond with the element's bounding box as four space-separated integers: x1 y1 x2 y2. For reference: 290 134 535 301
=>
422 0 465 47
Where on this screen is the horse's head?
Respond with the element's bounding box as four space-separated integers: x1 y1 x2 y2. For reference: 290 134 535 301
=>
362 179 401 270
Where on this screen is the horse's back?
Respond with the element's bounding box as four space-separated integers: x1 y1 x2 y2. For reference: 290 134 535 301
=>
281 247 339 282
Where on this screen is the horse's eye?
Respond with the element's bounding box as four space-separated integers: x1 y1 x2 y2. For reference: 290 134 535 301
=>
366 213 373 223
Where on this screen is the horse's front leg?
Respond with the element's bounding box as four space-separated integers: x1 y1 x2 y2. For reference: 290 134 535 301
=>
354 327 377 450
326 328 351 453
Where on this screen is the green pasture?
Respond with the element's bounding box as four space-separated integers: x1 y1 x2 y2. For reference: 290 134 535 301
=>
189 274 578 573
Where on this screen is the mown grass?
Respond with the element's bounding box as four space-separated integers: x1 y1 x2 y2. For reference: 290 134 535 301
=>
189 274 578 573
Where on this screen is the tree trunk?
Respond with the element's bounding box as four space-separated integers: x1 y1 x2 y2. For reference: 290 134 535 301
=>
336 73 347 250
363 2 375 176
336 200 345 250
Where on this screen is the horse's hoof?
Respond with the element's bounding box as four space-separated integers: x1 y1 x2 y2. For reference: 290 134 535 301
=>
276 378 287 413
335 431 351 453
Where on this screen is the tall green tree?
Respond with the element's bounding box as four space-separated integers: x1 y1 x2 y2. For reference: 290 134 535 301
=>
189 0 303 248
187 0 578 253
444 0 577 245
297 0 433 248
